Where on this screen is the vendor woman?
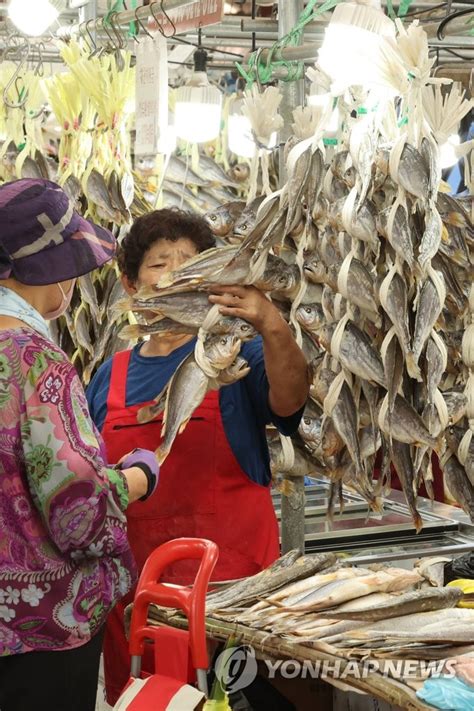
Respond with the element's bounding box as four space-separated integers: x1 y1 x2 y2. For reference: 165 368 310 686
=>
86 208 310 703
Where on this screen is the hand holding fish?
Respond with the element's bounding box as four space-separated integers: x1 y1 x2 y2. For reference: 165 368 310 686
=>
210 285 309 418
209 284 283 336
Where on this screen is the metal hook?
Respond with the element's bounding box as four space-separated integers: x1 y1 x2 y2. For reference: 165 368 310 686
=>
100 18 118 53
134 6 154 39
110 12 126 49
3 39 30 109
253 46 265 93
150 1 176 39
83 19 99 57
33 42 45 77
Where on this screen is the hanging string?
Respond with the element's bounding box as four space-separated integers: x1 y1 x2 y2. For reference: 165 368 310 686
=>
397 0 415 17
236 0 342 88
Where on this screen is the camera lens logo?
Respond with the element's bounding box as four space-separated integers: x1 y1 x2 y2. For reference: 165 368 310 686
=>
214 645 258 694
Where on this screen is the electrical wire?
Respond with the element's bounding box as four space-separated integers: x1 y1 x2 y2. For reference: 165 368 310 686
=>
437 6 474 39
397 2 448 19
171 35 244 58
430 45 474 60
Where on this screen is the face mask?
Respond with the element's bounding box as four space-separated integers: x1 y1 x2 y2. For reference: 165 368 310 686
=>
44 281 75 320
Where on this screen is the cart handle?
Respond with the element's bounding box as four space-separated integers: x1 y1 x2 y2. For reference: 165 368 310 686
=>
128 537 218 673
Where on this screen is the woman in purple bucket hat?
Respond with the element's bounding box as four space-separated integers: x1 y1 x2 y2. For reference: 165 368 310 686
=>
0 179 159 711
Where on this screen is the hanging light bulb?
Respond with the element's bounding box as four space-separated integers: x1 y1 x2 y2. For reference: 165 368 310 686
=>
174 48 222 144
318 0 395 92
8 0 64 36
440 134 461 170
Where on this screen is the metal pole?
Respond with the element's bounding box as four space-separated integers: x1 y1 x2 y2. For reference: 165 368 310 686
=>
278 0 306 556
73 0 196 37
278 3 306 177
78 0 97 41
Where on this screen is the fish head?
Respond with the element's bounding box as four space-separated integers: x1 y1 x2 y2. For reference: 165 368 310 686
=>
231 163 250 182
296 303 324 331
219 355 250 384
204 206 234 236
230 319 257 341
303 257 326 284
260 261 297 293
204 333 242 368
299 404 322 444
233 216 253 238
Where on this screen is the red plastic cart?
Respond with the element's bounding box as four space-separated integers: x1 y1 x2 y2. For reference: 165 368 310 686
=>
114 537 219 710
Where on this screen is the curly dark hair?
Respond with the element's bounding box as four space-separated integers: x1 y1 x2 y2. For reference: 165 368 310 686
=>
117 208 216 282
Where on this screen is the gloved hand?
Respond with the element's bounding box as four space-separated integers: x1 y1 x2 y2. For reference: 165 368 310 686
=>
117 448 159 501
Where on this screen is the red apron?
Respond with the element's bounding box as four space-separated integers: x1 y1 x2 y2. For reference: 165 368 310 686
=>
101 350 280 704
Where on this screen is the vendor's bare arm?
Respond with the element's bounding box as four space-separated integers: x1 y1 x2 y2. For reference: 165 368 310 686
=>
209 284 310 416
260 311 310 417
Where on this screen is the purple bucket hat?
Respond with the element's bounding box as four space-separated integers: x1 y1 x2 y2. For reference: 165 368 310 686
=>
0 178 116 286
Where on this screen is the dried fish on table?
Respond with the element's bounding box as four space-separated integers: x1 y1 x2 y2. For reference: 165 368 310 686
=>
206 551 336 612
415 557 450 587
323 587 463 622
272 568 423 613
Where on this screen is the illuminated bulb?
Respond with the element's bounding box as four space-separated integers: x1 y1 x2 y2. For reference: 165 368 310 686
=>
174 48 222 144
318 0 395 92
8 0 60 36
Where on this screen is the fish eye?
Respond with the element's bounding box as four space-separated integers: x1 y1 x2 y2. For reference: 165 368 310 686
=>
210 215 217 221
305 307 312 314
304 417 311 425
220 338 227 345
240 223 247 230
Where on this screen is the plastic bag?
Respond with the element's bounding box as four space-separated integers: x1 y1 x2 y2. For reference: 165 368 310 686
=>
447 579 474 608
444 552 474 584
417 676 474 710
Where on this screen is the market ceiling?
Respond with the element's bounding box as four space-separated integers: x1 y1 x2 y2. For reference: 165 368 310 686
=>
0 0 472 71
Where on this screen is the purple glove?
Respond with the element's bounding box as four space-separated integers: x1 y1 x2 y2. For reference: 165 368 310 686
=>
117 448 159 501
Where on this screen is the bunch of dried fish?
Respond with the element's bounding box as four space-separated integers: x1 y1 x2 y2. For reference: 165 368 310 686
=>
127 78 472 513
200 552 474 664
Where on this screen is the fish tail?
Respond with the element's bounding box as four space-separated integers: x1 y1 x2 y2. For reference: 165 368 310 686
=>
119 324 140 340
435 433 445 454
406 351 422 382
137 405 154 424
414 512 423 534
155 444 170 465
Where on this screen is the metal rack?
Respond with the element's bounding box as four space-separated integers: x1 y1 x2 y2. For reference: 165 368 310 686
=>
272 480 474 565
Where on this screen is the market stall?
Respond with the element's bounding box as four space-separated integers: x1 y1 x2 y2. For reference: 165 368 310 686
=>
136 548 474 711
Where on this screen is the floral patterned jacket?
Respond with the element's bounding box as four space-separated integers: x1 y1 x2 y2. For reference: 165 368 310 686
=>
0 328 137 656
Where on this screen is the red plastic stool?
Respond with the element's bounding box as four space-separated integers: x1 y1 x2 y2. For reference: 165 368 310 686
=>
118 538 218 708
